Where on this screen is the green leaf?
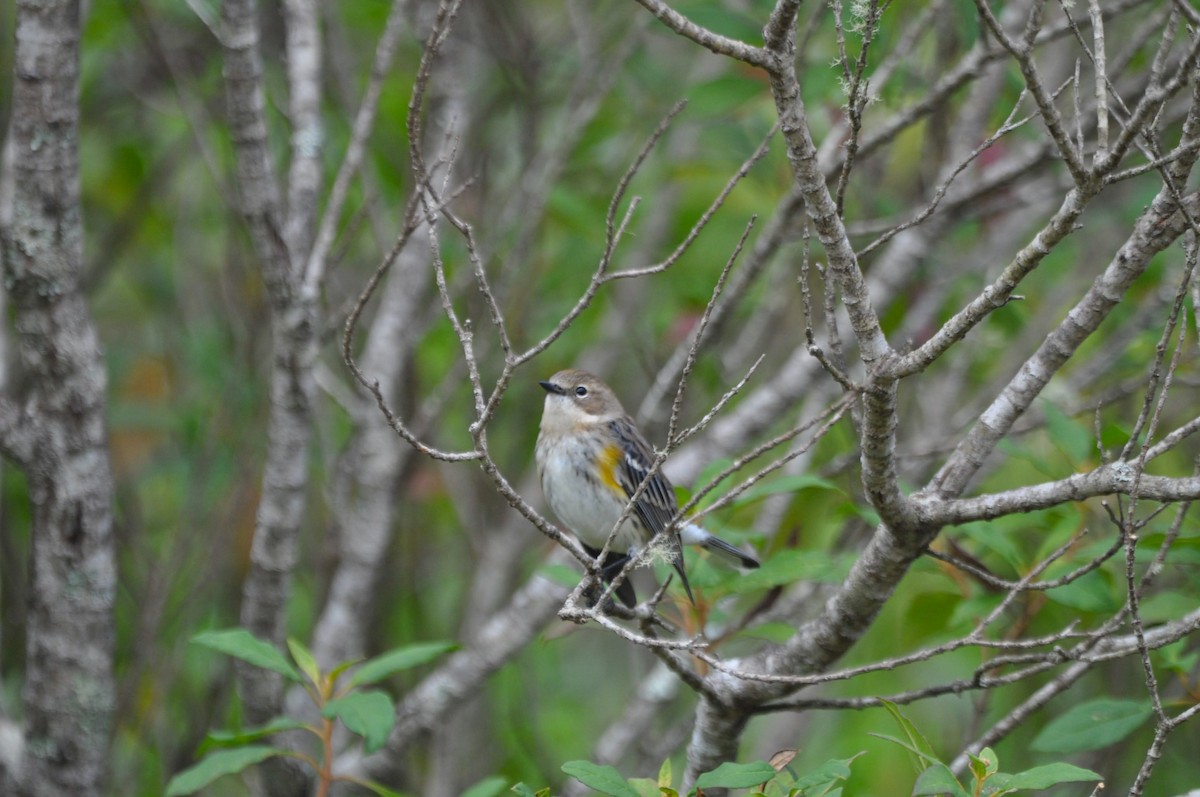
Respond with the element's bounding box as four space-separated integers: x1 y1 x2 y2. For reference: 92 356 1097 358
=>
911 764 970 797
688 74 763 116
348 641 458 687
202 717 310 750
958 522 1025 573
329 656 364 685
993 763 1102 791
192 629 302 682
1031 698 1152 753
726 551 851 593
164 746 288 796
658 758 672 789
738 621 797 643
626 778 662 797
967 747 999 783
1045 570 1120 613
461 775 509 797
685 5 762 42
788 753 863 794
1043 401 1093 466
694 760 778 790
947 593 1004 633
287 638 320 685
561 761 640 797
1138 590 1199 624
878 700 938 776
731 474 842 506
1156 639 1200 675
534 563 581 589
1136 534 1200 565
323 690 396 754
509 784 539 797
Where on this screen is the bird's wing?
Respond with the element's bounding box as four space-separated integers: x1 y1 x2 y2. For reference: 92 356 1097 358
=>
608 418 693 602
607 418 678 536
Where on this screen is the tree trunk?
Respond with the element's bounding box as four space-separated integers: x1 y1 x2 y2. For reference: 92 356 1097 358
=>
0 1 117 795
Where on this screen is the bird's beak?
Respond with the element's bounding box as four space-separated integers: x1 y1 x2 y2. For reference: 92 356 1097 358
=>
539 380 566 396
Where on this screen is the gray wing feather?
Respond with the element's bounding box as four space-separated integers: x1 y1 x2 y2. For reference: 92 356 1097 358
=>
607 418 694 603
608 418 678 535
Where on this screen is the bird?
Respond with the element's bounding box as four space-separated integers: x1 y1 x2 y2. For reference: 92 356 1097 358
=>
535 368 759 607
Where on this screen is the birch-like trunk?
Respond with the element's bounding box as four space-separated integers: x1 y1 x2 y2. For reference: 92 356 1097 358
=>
0 1 117 795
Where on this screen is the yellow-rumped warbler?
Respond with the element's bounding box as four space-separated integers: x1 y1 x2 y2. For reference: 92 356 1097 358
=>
536 368 759 607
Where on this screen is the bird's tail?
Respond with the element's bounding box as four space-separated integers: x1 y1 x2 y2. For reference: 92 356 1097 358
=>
681 523 760 569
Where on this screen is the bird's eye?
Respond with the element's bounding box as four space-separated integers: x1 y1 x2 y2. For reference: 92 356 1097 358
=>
575 385 589 397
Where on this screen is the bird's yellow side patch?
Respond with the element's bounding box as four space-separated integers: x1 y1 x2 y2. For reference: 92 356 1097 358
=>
598 443 624 495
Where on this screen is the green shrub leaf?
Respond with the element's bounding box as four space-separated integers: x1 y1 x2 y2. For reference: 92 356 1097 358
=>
323 690 396 753
508 786 550 797
694 760 778 790
461 775 509 797
726 550 851 593
165 746 288 796
202 717 310 750
561 760 640 797
992 763 1102 791
348 641 458 687
878 700 938 776
192 629 302 682
911 764 970 797
788 753 863 794
287 637 320 685
1031 698 1152 753
967 747 999 782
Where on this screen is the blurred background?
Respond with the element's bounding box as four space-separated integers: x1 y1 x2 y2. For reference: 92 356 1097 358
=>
1 0 1199 794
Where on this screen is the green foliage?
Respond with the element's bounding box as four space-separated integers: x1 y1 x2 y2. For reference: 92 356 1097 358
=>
322 691 396 754
192 629 303 683
201 717 309 752
460 775 511 797
561 761 642 797
165 628 452 795
348 640 461 687
724 550 853 593
694 760 779 790
1031 699 1154 754
509 785 551 797
13 1 1200 794
785 754 861 796
875 699 939 776
877 703 1103 797
164 746 291 797
558 750 858 797
911 764 971 797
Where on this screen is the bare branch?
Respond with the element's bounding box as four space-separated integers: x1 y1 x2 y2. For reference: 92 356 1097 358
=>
928 189 1200 498
923 466 1200 525
632 0 772 68
1088 0 1109 162
972 0 1090 184
603 127 776 282
282 0 322 260
665 216 759 447
341 191 482 463
514 102 686 366
302 0 408 301
892 184 1092 378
